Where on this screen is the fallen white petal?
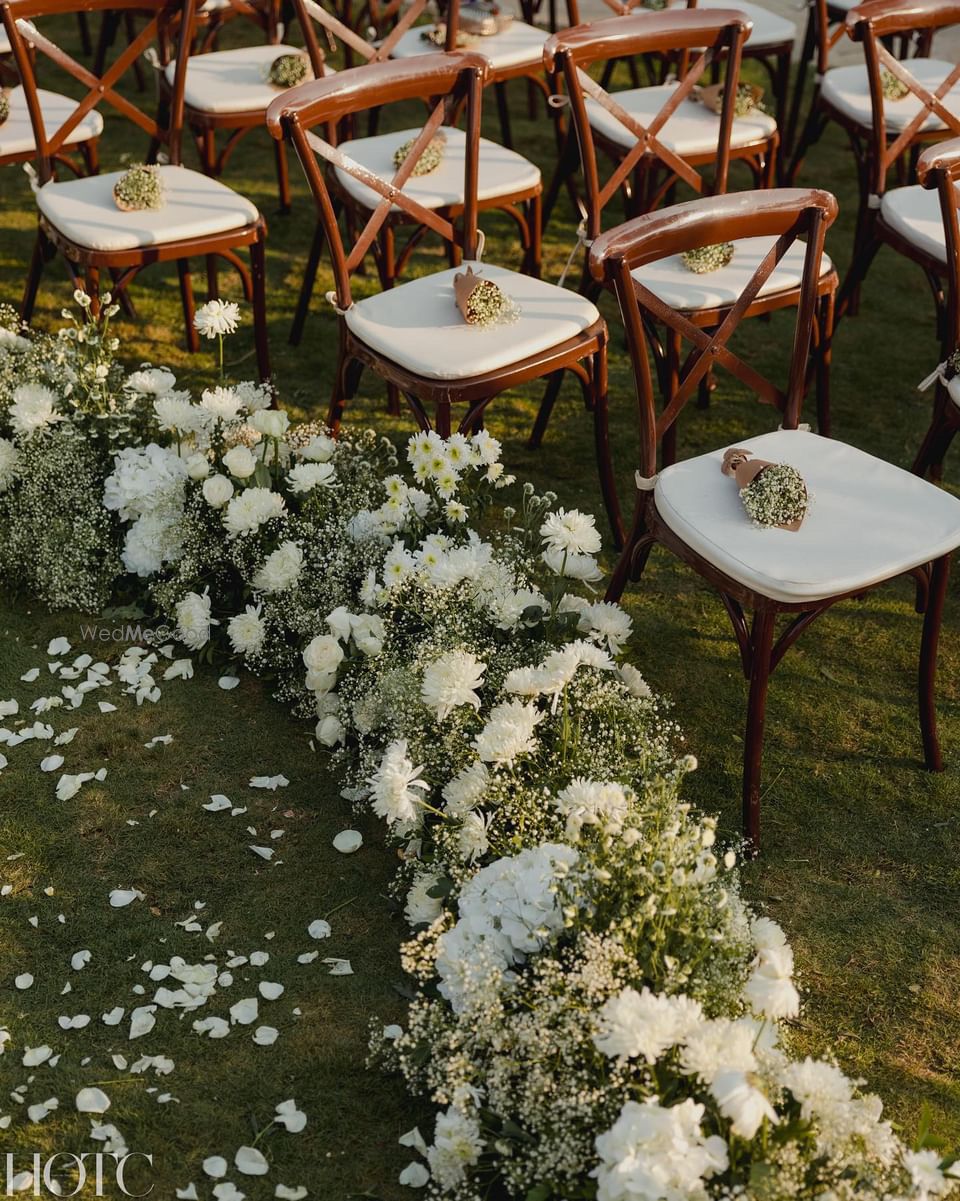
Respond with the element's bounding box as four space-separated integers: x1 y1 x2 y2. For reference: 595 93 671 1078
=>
229 998 258 1026
14 973 33 990
213 1185 245 1201
203 1156 228 1179
193 1016 230 1040
258 982 283 1001
40 755 64 773
332 830 362 854
218 677 240 691
21 668 40 683
235 1147 269 1176
71 950 91 971
275 1187 307 1200
296 952 318 965
98 702 117 714
252 1026 278 1046
76 1088 110 1114
399 1162 430 1188
22 1046 52 1067
175 1186 199 1200
47 638 71 657
203 795 232 812
129 1006 157 1039
323 959 353 976
109 888 145 908
249 775 289 790
307 920 331 941
249 846 273 861
249 951 269 967
274 1099 306 1133
102 1007 125 1026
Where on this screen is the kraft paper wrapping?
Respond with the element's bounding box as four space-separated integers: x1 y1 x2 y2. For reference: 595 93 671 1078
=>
721 447 806 532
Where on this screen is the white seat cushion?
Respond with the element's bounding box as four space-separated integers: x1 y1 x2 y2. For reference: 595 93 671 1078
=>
669 0 796 50
0 87 103 159
586 82 777 155
389 20 548 71
655 429 960 603
0 27 10 53
820 59 960 132
880 184 948 265
344 262 599 380
632 235 833 311
164 45 317 115
36 164 259 252
330 126 540 210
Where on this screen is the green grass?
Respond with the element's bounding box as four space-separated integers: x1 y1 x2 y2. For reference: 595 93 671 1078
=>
1 12 960 1195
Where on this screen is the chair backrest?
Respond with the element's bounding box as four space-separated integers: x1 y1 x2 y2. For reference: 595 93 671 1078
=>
587 187 837 476
295 0 429 68
1 0 191 182
544 10 752 240
435 0 580 50
845 0 960 196
918 135 960 350
266 51 488 309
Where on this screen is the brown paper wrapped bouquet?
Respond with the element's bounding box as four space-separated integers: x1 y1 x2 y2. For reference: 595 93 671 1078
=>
453 266 519 327
113 164 165 212
722 447 808 530
698 81 764 118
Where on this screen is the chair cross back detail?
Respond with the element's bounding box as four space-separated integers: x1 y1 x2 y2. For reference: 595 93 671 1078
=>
868 48 960 169
1 0 182 181
301 0 429 64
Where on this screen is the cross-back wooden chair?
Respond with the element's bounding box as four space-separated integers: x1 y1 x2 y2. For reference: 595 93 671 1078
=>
386 0 581 149
287 0 544 349
912 137 960 480
824 0 960 322
6 0 270 379
591 187 960 851
268 53 620 538
541 11 778 237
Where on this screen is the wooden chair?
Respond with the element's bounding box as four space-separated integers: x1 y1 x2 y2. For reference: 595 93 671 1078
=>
286 0 544 347
912 137 960 479
535 12 830 466
6 0 270 379
591 187 960 851
267 53 619 537
541 10 778 236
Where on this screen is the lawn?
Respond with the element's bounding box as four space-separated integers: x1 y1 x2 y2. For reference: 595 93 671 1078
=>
1 9 959 1197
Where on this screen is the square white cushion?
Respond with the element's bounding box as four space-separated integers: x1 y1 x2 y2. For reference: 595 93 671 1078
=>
655 429 960 603
0 27 10 53
0 87 103 159
389 20 548 71
821 59 960 133
328 125 540 210
632 235 833 311
36 164 260 252
880 183 949 265
344 262 599 379
586 82 777 155
669 0 796 50
164 44 317 115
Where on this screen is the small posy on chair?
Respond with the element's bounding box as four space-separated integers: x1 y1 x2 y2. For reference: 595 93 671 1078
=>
721 447 808 531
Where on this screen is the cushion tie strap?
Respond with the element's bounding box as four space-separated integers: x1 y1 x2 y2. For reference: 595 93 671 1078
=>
635 472 658 492
325 291 352 316
919 361 950 391
558 220 593 288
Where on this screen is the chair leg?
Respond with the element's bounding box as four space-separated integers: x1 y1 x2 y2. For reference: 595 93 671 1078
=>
494 81 512 150
743 605 777 854
250 235 271 383
783 8 815 161
177 259 200 353
786 89 825 185
919 554 951 771
524 193 542 279
836 215 882 323
591 347 624 550
273 137 292 215
912 401 958 479
85 265 101 314
528 369 565 449
541 127 581 237
435 399 452 438
21 230 48 323
815 289 835 436
289 220 326 346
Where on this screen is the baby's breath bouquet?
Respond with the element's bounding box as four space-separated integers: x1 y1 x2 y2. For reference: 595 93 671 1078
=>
723 447 808 530
453 265 520 327
699 81 764 117
682 242 735 274
266 52 309 89
0 90 9 127
880 66 910 101
113 163 165 212
393 131 447 176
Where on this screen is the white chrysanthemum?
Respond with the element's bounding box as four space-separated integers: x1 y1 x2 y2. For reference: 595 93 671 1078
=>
743 942 800 1020
620 662 653 699
175 590 218 650
233 381 272 412
442 761 489 817
578 601 633 653
421 650 486 722
542 546 602 582
473 699 544 766
426 1108 483 1190
9 383 61 437
554 778 630 839
593 1098 729 1201
593 987 704 1064
404 872 443 926
540 508 602 556
252 540 303 594
679 1017 757 1085
710 1069 778 1139
227 604 266 656
485 586 546 631
367 739 429 829
193 298 240 339
457 810 491 863
222 487 285 538
125 367 176 396
200 386 243 424
0 437 19 491
154 394 201 434
504 641 615 709
287 462 335 494
383 542 416 587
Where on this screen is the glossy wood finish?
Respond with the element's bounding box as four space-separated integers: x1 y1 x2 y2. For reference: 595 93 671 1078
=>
5 0 270 378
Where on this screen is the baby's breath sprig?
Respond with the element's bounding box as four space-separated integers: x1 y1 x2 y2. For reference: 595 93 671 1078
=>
266 52 309 89
740 463 808 529
113 163 165 212
681 242 735 274
393 131 447 176
880 67 910 101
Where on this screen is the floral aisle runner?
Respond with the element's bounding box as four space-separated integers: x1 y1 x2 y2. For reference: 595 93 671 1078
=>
0 300 957 1201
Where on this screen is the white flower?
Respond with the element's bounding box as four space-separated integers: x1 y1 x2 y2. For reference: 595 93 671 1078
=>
222 488 285 537
122 510 184 577
350 614 384 656
442 761 488 817
421 650 486 721
578 601 632 653
202 474 234 508
383 542 415 587
250 409 290 440
709 1069 778 1139
9 383 60 436
303 634 344 677
444 501 467 524
404 872 443 926
227 605 266 656
154 394 200 435
298 434 335 462
253 540 303 593
542 546 603 581
200 386 243 424
194 299 240 339
287 462 335 493
0 327 31 353
554 778 630 839
679 1017 758 1085
473 699 544 766
540 508 602 556
457 810 491 863
367 739 429 829
104 443 187 520
750 916 788 952
620 663 652 698
176 590 218 650
904 1150 952 1201
125 366 176 396
222 445 258 479
0 437 19 491
316 714 345 747
184 451 211 481
594 988 703 1064
471 429 501 465
426 1108 483 1190
593 1098 729 1201
744 942 800 1020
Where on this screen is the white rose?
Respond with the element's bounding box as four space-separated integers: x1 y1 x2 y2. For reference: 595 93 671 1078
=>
184 452 211 481
325 606 353 643
222 445 257 479
250 409 290 440
302 634 344 676
351 614 384 657
202 474 234 508
316 715 345 747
